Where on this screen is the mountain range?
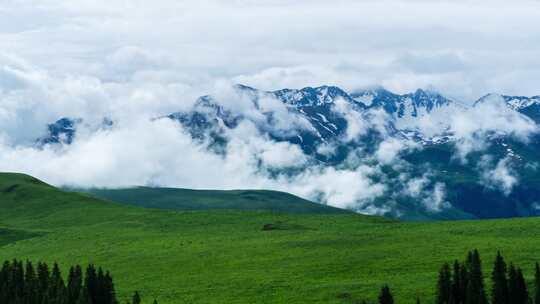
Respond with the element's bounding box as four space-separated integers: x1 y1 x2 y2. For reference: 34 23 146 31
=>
36 85 540 220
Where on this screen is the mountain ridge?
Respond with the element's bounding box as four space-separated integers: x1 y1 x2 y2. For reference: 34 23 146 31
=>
70 186 353 214
32 85 540 221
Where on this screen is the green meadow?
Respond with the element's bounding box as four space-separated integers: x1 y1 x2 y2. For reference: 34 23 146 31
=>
1 173 540 303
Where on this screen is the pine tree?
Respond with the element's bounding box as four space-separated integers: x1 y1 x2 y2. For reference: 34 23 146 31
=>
132 291 142 304
450 261 462 304
535 262 540 304
516 268 529 304
437 263 452 304
96 267 106 304
68 266 83 304
37 262 50 303
50 262 67 304
0 261 8 304
103 271 118 304
85 264 98 304
465 250 487 304
378 285 394 304
459 262 469 304
15 260 24 301
491 251 509 304
76 288 89 304
24 261 38 304
508 263 520 304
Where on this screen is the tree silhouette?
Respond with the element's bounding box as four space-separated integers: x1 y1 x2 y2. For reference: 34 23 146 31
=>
378 285 394 304
491 251 509 304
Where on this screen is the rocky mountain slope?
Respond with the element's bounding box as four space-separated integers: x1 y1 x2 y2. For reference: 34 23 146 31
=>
36 85 540 220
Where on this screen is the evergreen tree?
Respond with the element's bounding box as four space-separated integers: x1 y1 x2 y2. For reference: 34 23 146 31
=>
508 263 525 304
535 262 540 304
132 291 142 304
85 264 98 304
378 285 394 304
0 259 121 304
459 262 469 304
465 250 487 304
24 261 38 304
50 262 67 304
437 263 452 304
68 265 83 304
465 279 475 304
76 288 90 304
516 268 529 304
37 262 50 303
0 261 9 304
450 261 462 304
103 271 118 304
96 267 106 304
13 259 25 300
491 251 509 304
508 264 530 304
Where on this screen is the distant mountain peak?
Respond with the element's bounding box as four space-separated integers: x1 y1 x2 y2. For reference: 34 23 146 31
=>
36 117 81 146
474 93 540 109
233 84 257 91
273 85 355 107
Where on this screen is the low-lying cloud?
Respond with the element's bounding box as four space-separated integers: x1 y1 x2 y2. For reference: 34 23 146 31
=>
479 156 518 196
2 0 540 215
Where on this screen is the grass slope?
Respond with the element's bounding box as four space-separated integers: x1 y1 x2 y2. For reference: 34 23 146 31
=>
2 173 540 303
74 186 351 214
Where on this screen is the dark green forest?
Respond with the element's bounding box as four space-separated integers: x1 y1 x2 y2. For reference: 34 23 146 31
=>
0 260 150 304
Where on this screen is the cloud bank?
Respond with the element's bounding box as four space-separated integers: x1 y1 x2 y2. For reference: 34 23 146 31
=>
1 1 540 215
2 0 540 99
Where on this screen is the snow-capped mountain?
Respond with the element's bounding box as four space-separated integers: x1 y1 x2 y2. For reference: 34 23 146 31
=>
39 84 540 159
351 87 466 140
37 117 113 147
352 87 453 116
165 85 469 154
475 93 540 123
166 85 359 155
36 85 540 221
274 85 362 108
37 118 81 145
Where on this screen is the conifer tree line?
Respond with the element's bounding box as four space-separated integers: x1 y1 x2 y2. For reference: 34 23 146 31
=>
0 259 150 304
365 250 540 304
436 250 540 304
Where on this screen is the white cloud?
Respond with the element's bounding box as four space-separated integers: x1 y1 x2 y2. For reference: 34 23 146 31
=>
479 156 518 196
0 108 388 212
284 165 386 210
376 139 404 164
1 0 540 216
401 174 450 212
450 95 538 160
2 1 540 99
403 175 429 198
375 138 419 165
332 98 369 141
422 183 450 212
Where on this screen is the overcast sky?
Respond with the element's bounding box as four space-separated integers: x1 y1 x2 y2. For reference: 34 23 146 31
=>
0 0 539 212
2 0 540 101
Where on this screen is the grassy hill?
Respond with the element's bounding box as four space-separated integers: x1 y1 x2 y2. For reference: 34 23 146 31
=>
2 173 540 303
72 186 351 214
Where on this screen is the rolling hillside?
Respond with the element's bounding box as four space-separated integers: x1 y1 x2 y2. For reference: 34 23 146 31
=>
73 186 351 214
2 173 540 303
